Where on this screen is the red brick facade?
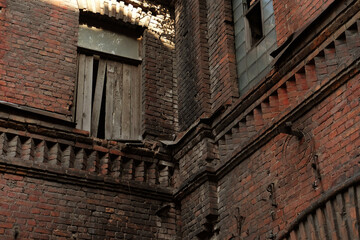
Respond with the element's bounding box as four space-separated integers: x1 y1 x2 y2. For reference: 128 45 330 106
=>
175 0 212 130
273 0 334 45
175 0 239 130
0 0 359 239
0 173 176 239
0 0 78 117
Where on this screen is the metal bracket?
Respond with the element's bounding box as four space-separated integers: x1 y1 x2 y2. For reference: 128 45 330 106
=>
267 183 278 208
311 155 322 189
234 207 245 238
14 226 19 239
268 230 277 239
278 122 304 139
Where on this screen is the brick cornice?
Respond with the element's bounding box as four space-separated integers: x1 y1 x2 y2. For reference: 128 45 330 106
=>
0 156 173 201
217 58 360 180
0 100 74 127
173 166 216 202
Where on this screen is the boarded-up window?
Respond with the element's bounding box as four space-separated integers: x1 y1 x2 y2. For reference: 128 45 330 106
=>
76 54 142 140
76 23 142 140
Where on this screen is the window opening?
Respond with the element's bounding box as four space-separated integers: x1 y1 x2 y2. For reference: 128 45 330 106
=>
245 0 263 47
76 23 142 140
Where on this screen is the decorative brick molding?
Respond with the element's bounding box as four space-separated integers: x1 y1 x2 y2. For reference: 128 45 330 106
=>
0 115 176 190
77 0 152 27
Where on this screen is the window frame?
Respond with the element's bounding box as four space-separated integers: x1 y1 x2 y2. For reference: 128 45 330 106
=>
244 0 265 50
75 24 143 140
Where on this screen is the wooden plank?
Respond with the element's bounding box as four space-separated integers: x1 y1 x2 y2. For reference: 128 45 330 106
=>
76 54 86 129
91 59 107 137
325 200 340 240
306 214 317 240
298 222 306 240
289 231 297 240
333 194 349 240
344 187 359 240
112 62 123 139
83 55 94 132
315 208 328 239
136 64 142 139
121 64 131 139
355 185 360 237
105 60 115 139
130 64 141 139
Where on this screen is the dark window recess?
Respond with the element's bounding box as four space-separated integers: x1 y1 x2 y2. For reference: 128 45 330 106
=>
245 0 263 47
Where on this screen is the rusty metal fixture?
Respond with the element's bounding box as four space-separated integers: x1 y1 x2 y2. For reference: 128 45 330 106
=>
266 183 277 208
278 122 304 139
234 207 245 238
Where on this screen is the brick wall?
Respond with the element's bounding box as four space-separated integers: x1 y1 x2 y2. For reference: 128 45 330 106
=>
175 0 240 130
179 181 218 240
175 0 211 130
214 73 360 239
176 72 360 239
0 173 177 240
273 0 334 45
142 9 178 139
174 137 214 187
0 0 7 65
0 0 78 116
207 0 239 111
